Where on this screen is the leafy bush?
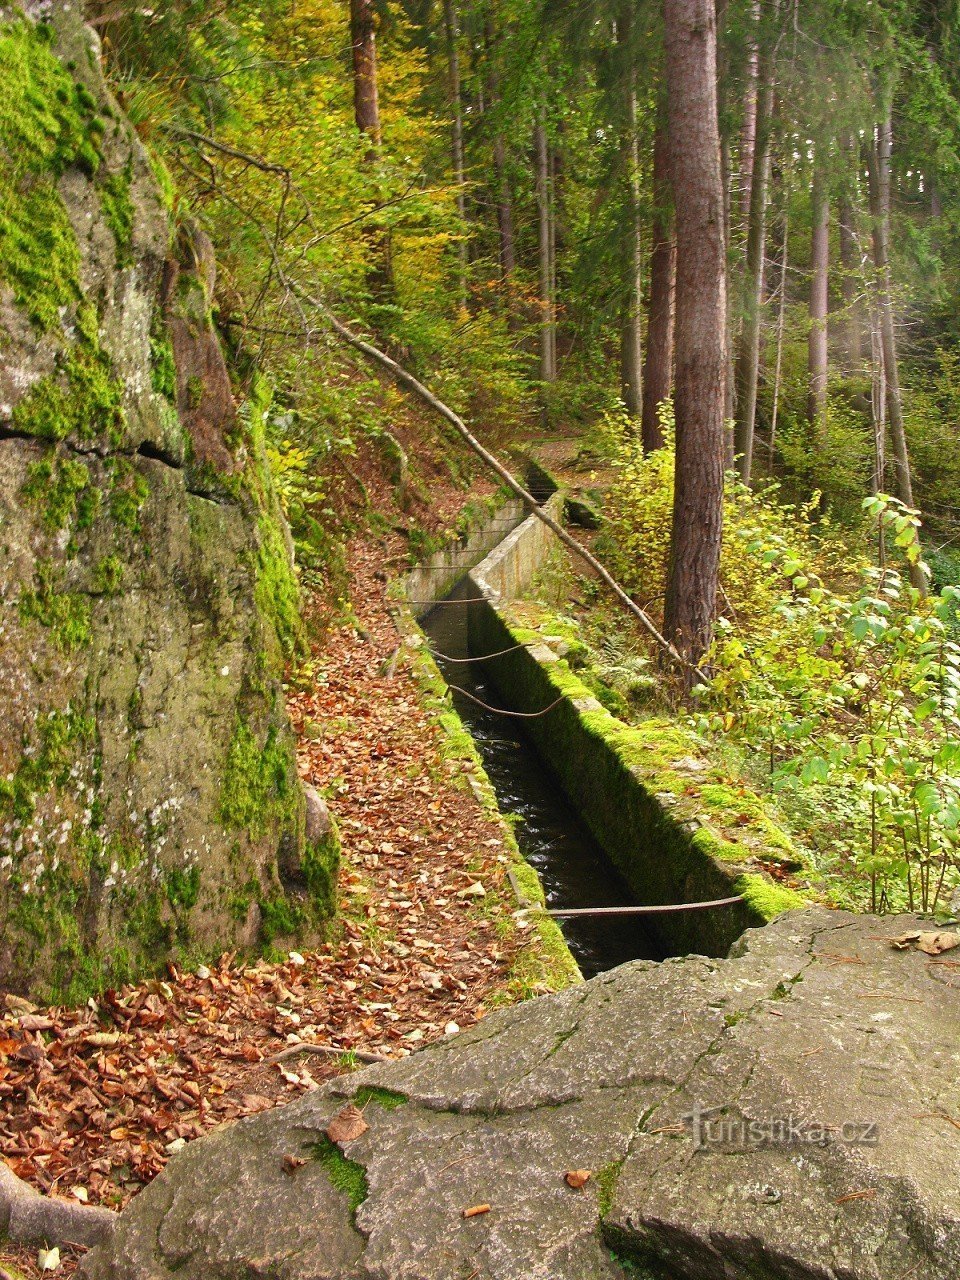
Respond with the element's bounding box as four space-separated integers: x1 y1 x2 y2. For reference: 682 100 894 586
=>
695 495 960 914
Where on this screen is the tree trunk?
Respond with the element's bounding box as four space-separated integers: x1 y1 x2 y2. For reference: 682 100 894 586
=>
349 0 393 301
866 106 925 590
484 19 515 282
535 110 556 388
619 5 644 424
838 133 863 376
350 0 381 150
549 143 559 379
807 165 830 435
493 136 515 279
641 121 675 452
838 193 862 373
733 4 777 483
663 0 728 677
715 0 736 460
443 0 468 299
738 0 761 219
769 202 789 461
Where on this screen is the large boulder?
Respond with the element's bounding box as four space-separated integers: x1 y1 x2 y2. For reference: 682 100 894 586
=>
84 908 960 1280
0 2 331 998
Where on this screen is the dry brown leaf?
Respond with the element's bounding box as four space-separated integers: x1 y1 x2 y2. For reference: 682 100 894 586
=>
565 1169 592 1189
917 931 960 956
890 931 921 949
462 1204 491 1218
281 1154 306 1175
325 1103 369 1145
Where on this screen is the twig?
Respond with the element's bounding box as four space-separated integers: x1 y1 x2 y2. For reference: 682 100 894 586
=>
834 1188 876 1205
293 290 699 677
912 1111 960 1132
267 1044 391 1066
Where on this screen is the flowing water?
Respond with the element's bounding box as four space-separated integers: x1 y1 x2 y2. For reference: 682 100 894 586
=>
421 585 663 978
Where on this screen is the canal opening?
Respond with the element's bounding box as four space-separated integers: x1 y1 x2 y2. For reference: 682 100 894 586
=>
421 578 665 979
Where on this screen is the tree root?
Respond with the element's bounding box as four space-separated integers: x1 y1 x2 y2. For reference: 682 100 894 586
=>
0 1162 115 1249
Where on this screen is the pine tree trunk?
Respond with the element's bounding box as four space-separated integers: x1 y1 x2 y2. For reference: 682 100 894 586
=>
443 0 468 299
807 166 830 435
349 0 393 301
715 0 736 461
350 0 381 150
535 112 556 388
839 193 862 373
838 132 864 378
663 0 728 677
738 0 761 219
484 20 515 282
619 6 643 424
548 145 559 380
493 135 515 279
641 121 675 453
866 110 924 595
733 6 777 483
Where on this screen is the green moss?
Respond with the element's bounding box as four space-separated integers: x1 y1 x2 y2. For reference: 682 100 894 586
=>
595 1160 623 1218
166 865 201 912
12 304 127 445
239 378 305 663
0 704 94 827
109 466 149 532
99 163 134 266
19 560 91 651
303 827 341 919
310 1137 368 1217
220 721 297 840
0 18 105 331
23 453 91 532
254 506 302 663
733 872 807 921
92 553 124 595
259 893 303 942
150 310 177 401
351 1086 407 1110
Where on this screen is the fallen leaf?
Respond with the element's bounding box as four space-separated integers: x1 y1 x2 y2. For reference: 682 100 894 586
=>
281 1154 306 1175
565 1169 592 1188
38 1245 61 1271
890 931 922 950
456 882 486 899
917 931 960 956
463 1204 491 1218
325 1103 369 1145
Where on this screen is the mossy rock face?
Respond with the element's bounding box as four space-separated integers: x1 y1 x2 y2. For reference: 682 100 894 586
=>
0 5 324 1000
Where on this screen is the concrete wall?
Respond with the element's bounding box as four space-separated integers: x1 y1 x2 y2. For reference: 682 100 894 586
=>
470 494 565 603
404 499 526 616
464 509 804 958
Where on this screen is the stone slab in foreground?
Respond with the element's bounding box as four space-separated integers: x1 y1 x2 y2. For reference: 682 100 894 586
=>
83 909 960 1280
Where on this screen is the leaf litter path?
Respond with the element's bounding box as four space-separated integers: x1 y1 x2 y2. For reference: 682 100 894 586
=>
0 537 534 1277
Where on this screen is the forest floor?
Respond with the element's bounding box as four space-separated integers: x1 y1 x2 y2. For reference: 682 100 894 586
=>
0 498 558 1277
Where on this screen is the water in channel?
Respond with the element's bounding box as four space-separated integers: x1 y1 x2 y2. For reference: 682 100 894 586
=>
421 586 663 979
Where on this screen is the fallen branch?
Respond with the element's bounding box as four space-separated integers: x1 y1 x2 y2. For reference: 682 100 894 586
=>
291 288 697 677
267 1044 391 1066
0 1161 115 1249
